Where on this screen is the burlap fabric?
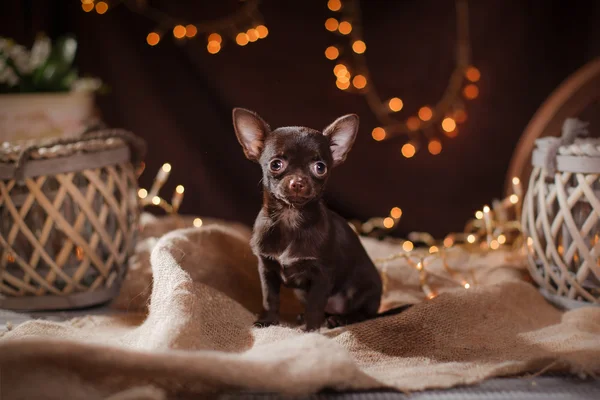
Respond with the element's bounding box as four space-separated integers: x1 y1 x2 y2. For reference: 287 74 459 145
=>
1 214 599 400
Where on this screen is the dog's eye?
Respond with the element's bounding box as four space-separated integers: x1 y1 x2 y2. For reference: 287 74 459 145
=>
269 159 285 172
313 161 327 176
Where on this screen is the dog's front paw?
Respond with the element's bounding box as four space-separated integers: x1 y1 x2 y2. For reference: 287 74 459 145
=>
253 318 279 328
326 315 346 329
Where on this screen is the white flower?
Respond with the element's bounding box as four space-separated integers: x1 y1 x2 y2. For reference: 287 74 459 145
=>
30 36 51 70
8 44 32 74
0 66 19 86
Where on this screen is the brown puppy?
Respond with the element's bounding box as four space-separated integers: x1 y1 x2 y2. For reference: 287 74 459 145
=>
233 108 401 331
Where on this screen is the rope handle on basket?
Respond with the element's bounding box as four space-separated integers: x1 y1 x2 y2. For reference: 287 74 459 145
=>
12 124 147 181
542 118 590 179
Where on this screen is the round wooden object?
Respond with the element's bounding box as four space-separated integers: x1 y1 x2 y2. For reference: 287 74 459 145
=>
0 134 141 310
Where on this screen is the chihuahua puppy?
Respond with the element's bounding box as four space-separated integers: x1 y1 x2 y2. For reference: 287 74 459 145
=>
233 108 389 331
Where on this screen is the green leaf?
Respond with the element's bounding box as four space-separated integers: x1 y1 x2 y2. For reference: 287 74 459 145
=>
32 35 78 90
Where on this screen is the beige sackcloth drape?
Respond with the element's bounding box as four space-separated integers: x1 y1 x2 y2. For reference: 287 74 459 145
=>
1 214 599 400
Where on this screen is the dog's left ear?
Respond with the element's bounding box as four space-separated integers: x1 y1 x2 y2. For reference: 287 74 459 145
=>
322 114 359 166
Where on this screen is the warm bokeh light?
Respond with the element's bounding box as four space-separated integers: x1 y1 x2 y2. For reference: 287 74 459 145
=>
402 241 414 252
497 234 506 244
147 32 160 46
372 127 386 141
337 73 350 84
236 33 249 46
401 143 416 158
247 28 259 42
443 237 454 248
352 40 366 54
193 218 203 228
208 33 222 44
464 283 471 289
256 25 269 38
406 116 420 131
152 196 161 205
173 25 187 39
333 63 347 76
428 139 442 155
475 211 483 219
95 1 108 14
338 21 352 34
82 2 94 12
328 0 342 11
463 84 479 99
388 97 403 112
207 41 221 54
443 127 458 138
138 188 148 199
490 240 500 250
454 109 467 123
510 194 519 204
465 66 481 82
81 0 94 4
352 74 367 89
429 246 439 254
162 163 172 172
512 177 520 185
325 46 339 60
325 18 339 32
483 205 491 213
383 217 394 229
185 25 197 38
336 79 350 90
467 234 476 244
418 106 433 121
442 117 456 132
176 185 185 194
390 207 402 219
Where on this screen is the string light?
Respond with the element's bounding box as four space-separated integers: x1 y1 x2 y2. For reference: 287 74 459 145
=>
207 41 221 54
325 18 339 31
388 98 404 112
333 63 347 76
510 194 519 204
418 106 433 121
325 46 339 60
428 139 442 155
429 246 439 254
475 211 483 220
193 218 203 228
247 28 259 42
441 117 457 132
372 127 386 141
465 66 480 82
256 25 269 38
138 163 186 215
467 234 476 243
336 79 350 90
322 0 477 154
390 207 402 219
352 74 367 89
402 241 414 252
338 21 352 34
185 25 198 38
401 143 416 158
78 0 267 53
463 84 479 99
383 217 395 229
95 1 108 14
208 33 222 43
328 0 342 11
236 33 249 46
352 40 366 54
146 32 160 46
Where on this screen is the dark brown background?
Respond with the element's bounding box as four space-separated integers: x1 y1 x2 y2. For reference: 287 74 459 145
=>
2 0 599 237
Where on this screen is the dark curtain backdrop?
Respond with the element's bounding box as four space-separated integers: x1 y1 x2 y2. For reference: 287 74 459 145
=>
2 0 599 237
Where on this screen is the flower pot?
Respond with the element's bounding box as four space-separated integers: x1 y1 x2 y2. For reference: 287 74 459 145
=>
0 92 96 145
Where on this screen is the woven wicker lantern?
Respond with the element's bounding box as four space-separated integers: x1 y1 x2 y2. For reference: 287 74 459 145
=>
0 130 145 310
523 118 600 309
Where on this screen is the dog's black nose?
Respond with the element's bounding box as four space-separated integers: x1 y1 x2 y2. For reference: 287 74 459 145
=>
289 177 305 194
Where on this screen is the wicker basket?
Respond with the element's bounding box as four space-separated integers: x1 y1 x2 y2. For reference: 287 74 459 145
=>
523 119 600 309
0 130 145 310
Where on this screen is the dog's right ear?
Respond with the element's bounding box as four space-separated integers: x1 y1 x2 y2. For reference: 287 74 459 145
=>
232 108 270 161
